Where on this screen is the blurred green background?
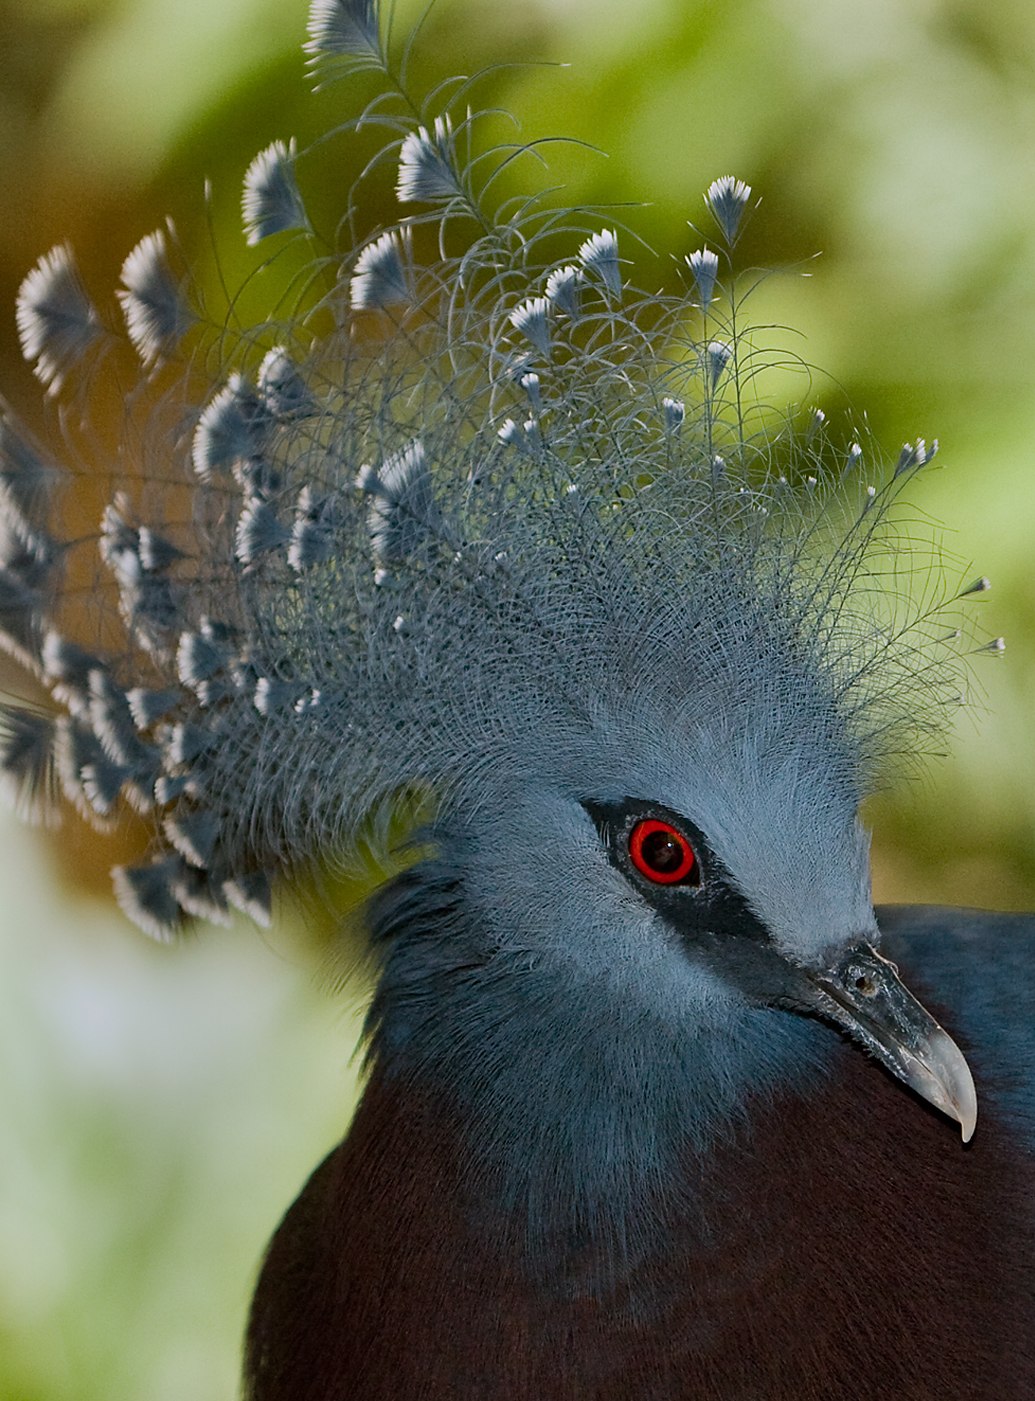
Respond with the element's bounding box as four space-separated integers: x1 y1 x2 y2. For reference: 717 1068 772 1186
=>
1 0 1033 1395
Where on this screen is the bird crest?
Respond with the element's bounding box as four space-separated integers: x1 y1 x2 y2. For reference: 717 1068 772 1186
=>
0 0 993 949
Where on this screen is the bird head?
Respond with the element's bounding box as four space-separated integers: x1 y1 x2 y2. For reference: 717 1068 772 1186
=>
379 596 977 1159
2 1 985 1219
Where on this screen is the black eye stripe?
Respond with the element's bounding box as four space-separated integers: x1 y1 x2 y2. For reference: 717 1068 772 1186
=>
582 797 772 951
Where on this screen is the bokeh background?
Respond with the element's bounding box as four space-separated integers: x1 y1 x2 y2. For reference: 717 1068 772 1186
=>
1 0 1033 1395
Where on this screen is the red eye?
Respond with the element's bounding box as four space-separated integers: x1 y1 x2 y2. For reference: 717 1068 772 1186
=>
628 818 698 885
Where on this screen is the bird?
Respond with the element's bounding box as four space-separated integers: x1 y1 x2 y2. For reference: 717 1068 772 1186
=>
2 0 1033 1397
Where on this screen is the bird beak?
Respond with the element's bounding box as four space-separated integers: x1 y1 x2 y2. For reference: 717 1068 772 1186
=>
806 942 977 1142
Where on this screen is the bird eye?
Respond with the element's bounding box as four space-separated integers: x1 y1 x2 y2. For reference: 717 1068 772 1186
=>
628 818 699 886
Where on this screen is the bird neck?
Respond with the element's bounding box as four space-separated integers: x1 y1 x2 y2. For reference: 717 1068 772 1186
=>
364 858 829 1266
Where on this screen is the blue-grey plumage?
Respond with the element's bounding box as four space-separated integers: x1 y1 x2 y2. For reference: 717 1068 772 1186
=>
1 0 1031 1396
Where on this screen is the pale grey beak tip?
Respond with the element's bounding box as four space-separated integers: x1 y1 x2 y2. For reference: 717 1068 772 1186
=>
913 1026 978 1145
